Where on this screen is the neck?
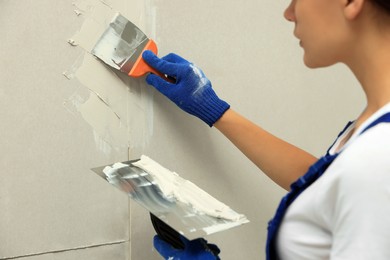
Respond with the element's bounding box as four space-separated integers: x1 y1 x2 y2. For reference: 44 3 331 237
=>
343 28 390 124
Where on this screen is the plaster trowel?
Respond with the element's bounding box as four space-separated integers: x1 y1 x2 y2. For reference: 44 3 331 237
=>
91 156 249 246
91 13 167 80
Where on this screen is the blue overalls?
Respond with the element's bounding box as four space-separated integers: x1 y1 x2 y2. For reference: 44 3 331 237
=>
266 112 390 260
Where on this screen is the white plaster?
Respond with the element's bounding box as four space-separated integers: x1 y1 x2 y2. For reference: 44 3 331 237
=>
63 93 85 115
66 0 154 153
72 10 112 51
63 71 74 80
67 39 78 46
74 9 83 16
191 64 210 98
145 0 157 40
133 155 247 222
202 221 248 235
93 130 113 155
103 162 128 178
63 52 85 80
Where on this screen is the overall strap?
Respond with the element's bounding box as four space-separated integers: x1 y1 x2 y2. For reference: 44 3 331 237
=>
266 112 390 260
360 112 390 135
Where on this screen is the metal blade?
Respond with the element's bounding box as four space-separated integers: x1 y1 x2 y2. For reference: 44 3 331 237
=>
91 160 249 240
91 13 149 74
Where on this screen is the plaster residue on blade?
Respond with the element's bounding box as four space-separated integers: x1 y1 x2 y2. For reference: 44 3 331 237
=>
91 13 149 72
64 0 154 153
97 155 249 237
133 156 249 223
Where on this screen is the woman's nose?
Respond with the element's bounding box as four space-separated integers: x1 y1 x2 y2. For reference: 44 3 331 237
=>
284 1 296 22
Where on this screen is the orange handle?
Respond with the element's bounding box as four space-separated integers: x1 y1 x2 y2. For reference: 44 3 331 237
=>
129 39 174 82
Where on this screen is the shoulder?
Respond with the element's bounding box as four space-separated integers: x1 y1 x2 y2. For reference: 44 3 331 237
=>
313 123 390 219
321 123 390 213
344 121 389 154
332 124 390 177
315 123 390 195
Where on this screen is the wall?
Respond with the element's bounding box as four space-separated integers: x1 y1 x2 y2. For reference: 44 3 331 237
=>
0 0 364 259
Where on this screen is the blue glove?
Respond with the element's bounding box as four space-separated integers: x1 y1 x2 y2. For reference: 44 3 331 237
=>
154 235 221 260
142 50 230 127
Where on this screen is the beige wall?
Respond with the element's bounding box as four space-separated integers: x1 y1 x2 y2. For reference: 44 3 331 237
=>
1 0 364 259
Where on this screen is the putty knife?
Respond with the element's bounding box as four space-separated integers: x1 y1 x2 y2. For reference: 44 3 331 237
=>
91 157 249 241
91 13 164 79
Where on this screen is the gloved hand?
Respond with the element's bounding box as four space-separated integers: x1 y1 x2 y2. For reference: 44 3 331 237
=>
142 50 230 127
153 234 221 260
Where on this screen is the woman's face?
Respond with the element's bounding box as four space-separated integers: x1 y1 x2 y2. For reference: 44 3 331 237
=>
284 0 352 68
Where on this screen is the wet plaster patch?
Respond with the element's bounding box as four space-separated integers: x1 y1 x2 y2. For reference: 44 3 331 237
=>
64 0 154 154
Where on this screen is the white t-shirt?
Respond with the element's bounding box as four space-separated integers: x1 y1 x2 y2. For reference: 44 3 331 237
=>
276 103 390 260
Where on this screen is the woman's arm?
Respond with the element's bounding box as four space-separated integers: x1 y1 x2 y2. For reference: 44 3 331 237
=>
214 109 317 190
142 52 317 190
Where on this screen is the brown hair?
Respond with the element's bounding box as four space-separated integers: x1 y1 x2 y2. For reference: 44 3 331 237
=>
372 0 390 14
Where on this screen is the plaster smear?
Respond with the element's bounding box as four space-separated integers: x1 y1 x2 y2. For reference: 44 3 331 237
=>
133 155 246 222
65 0 155 153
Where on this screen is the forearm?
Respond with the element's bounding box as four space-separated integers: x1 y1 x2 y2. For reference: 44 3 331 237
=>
214 109 317 190
142 52 316 189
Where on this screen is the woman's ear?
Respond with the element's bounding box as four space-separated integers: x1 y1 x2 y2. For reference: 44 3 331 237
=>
344 0 365 20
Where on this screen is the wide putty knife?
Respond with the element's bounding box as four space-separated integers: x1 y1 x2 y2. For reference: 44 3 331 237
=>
91 156 249 241
91 13 163 79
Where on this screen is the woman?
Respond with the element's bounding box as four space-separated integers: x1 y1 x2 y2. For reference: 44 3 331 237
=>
143 0 390 258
